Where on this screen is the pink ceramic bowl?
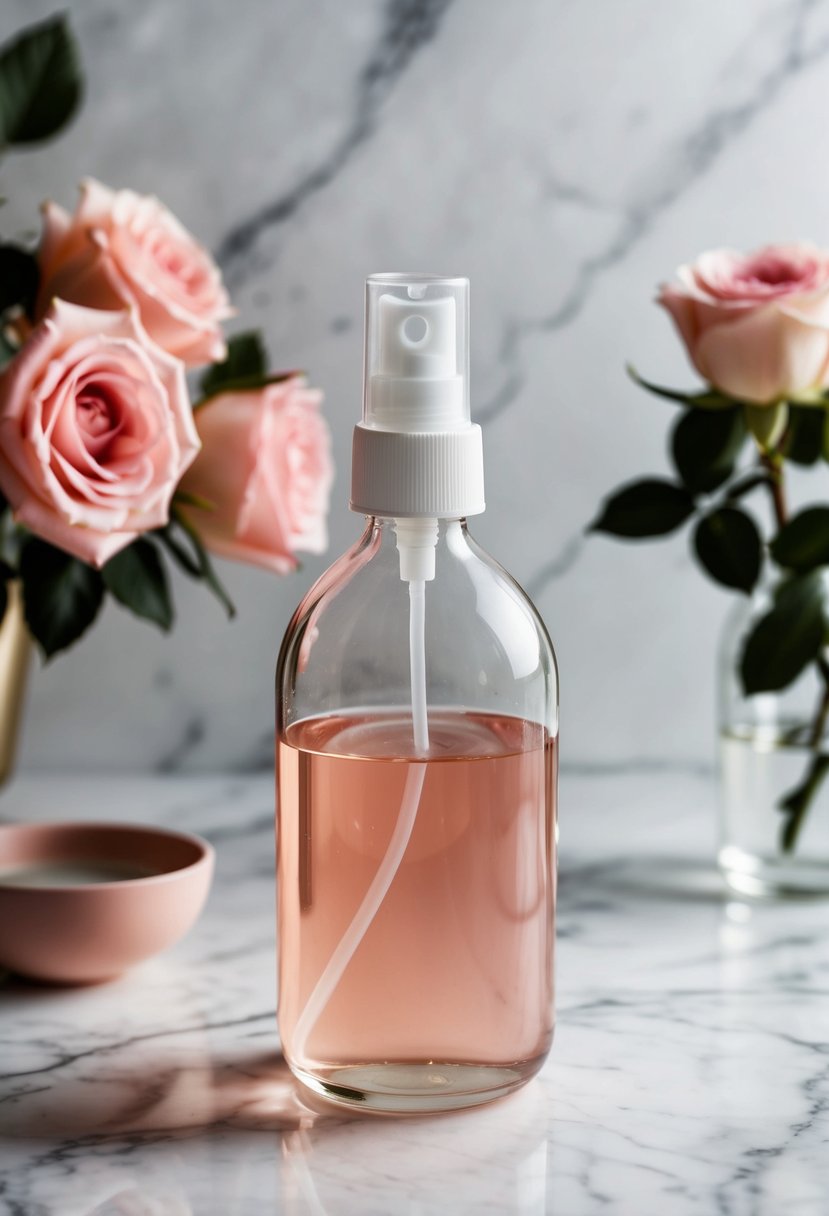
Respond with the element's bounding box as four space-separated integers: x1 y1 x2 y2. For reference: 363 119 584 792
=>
0 822 214 983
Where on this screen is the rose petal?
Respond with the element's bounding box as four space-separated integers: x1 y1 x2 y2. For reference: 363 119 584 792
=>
37 202 72 277
694 303 829 404
75 178 118 230
36 234 133 320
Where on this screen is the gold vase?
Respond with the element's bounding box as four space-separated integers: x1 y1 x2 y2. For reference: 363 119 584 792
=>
0 582 30 786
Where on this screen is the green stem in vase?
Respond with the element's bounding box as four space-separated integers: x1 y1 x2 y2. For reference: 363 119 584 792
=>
779 753 829 852
780 666 829 852
777 656 829 853
809 659 829 748
761 451 829 852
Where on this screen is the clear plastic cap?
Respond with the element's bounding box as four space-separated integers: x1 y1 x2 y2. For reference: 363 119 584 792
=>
362 273 470 433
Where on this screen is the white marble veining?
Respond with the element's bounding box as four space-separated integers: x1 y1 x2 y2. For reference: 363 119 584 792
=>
0 769 826 1215
2 0 829 773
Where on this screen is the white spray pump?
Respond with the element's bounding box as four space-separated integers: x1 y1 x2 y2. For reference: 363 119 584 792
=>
351 274 485 582
292 274 485 1058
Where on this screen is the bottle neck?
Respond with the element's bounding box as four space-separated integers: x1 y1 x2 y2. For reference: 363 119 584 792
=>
364 516 471 545
368 515 466 528
364 516 469 582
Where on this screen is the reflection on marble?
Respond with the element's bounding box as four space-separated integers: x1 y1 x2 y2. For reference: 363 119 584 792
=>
2 0 829 772
0 769 827 1214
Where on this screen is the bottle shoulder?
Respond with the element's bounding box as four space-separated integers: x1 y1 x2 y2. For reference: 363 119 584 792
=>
462 529 558 671
284 524 554 664
277 520 558 728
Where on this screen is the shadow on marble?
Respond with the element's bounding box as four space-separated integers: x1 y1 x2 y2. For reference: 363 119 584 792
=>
0 1039 351 1140
561 855 726 905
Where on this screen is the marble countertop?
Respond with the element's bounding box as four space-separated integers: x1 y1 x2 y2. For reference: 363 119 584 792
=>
0 767 826 1215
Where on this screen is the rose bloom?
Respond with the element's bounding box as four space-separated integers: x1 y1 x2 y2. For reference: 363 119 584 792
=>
658 243 829 405
37 179 232 366
0 300 199 566
179 377 333 574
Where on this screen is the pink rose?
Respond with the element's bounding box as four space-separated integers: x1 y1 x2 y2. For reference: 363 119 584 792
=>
0 300 199 567
37 179 232 366
179 378 333 574
658 243 829 405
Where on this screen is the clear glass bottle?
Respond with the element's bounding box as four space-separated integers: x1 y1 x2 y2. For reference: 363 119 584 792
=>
719 578 829 897
275 274 558 1112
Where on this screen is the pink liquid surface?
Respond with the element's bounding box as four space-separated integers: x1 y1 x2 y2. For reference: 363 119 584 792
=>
277 710 556 1097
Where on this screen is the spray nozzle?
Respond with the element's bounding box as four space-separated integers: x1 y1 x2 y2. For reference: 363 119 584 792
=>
377 293 457 382
363 275 469 433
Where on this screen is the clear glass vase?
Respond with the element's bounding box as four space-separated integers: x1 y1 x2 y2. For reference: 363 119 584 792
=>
718 580 829 897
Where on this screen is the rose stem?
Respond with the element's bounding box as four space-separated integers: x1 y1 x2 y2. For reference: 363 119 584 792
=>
759 450 788 525
760 449 829 850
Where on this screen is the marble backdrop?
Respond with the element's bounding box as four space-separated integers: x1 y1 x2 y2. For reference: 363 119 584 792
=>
3 0 829 773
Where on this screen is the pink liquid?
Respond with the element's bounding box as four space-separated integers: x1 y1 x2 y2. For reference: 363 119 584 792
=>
277 709 556 1109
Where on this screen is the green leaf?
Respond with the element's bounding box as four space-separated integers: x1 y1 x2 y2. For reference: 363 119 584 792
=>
0 327 18 367
0 518 25 568
196 370 301 407
0 245 39 316
0 15 83 147
773 569 827 613
671 406 746 493
783 405 825 466
19 538 103 658
199 331 267 398
724 471 773 504
102 539 173 631
154 524 201 577
744 403 788 451
740 572 826 695
590 478 695 539
770 507 829 572
196 332 302 404
626 365 734 409
175 515 235 618
693 507 761 593
157 511 235 618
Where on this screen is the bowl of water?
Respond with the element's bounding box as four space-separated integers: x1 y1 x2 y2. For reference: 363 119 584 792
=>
0 821 213 983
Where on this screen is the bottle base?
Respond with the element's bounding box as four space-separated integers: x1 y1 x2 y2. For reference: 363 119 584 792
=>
291 1058 544 1114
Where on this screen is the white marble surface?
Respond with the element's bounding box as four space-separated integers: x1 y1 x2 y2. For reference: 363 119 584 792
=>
0 768 827 1215
2 0 829 773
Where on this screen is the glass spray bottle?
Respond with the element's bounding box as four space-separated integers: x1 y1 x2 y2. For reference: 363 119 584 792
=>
276 273 558 1113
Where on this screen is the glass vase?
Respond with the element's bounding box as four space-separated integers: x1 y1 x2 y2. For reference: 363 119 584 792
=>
718 581 829 897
